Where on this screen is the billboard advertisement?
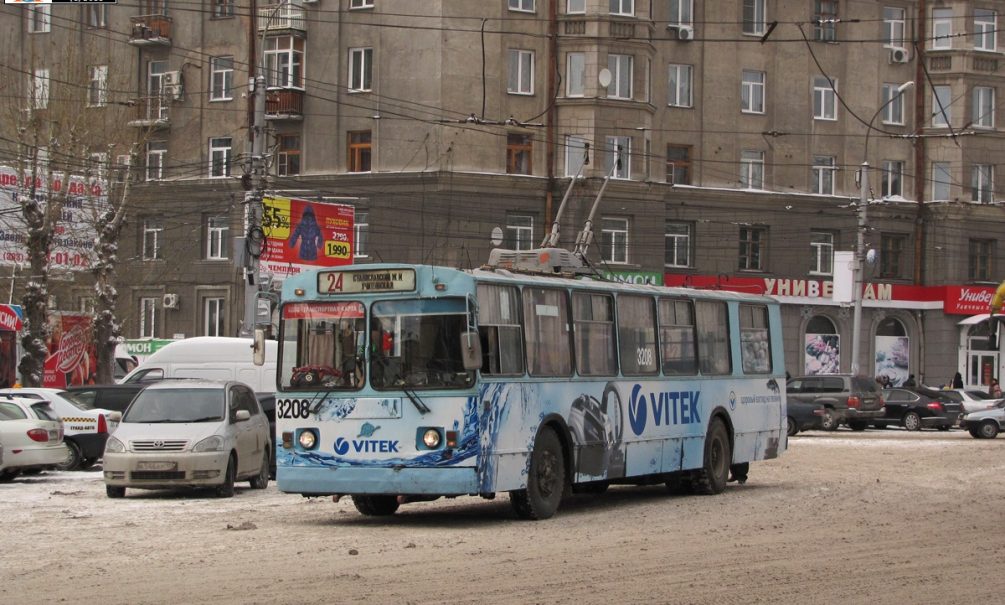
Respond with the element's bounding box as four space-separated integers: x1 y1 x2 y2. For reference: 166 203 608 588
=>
0 166 106 271
43 313 96 388
260 196 354 278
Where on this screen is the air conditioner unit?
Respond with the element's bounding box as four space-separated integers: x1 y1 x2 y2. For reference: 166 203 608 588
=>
162 293 179 309
676 26 694 41
162 71 183 100
889 47 909 63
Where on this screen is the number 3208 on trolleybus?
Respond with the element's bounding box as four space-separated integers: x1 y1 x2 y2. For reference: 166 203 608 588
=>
272 262 786 520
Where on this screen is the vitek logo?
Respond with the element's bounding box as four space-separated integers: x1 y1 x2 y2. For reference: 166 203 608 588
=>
629 384 648 436
628 384 702 436
334 436 400 455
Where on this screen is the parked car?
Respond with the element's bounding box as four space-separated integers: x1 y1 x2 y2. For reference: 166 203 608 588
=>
0 397 65 481
786 374 886 431
961 401 1005 438
875 387 963 431
940 389 1001 414
785 398 827 436
102 380 271 498
64 383 148 415
0 388 120 471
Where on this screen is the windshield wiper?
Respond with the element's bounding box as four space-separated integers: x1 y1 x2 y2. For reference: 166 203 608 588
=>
402 385 430 415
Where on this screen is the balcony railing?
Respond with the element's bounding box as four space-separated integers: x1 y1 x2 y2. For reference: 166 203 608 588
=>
128 95 170 128
265 88 304 120
257 2 306 33
129 14 172 46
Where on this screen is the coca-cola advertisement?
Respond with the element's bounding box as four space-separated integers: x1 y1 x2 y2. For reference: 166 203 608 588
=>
43 313 96 388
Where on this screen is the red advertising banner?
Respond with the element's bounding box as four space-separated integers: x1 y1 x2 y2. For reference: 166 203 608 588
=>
260 197 355 278
943 285 997 315
282 301 365 320
0 304 23 331
43 314 96 388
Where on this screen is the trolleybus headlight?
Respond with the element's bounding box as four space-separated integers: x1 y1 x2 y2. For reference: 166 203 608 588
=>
422 428 441 449
298 429 318 450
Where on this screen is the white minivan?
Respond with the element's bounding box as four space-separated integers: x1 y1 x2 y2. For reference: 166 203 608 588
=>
121 337 277 393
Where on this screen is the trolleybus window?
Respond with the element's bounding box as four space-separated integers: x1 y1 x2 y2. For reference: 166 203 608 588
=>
696 300 731 375
279 301 366 390
658 298 698 375
370 298 475 390
618 295 659 376
522 287 573 377
739 303 772 374
476 284 524 375
572 292 617 376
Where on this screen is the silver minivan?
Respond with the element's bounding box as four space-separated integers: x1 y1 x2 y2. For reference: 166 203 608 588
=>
103 380 271 498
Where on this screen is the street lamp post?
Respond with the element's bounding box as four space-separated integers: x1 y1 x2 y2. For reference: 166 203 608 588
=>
850 81 914 375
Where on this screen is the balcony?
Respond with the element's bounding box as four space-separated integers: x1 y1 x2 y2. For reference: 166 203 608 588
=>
127 96 170 129
265 88 304 120
129 14 172 46
258 2 306 33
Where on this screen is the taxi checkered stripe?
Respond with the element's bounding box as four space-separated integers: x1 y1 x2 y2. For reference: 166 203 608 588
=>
62 417 95 423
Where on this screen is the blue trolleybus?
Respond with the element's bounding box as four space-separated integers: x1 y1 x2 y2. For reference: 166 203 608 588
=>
273 260 786 519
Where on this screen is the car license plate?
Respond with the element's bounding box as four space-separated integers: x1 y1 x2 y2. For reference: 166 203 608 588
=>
137 461 177 471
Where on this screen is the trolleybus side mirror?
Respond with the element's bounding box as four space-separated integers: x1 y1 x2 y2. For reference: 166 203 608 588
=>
253 328 267 366
460 330 482 371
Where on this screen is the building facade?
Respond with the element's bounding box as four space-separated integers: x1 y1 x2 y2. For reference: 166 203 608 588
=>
3 0 1005 388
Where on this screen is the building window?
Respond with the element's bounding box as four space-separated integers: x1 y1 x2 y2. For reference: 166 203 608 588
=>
142 220 163 260
813 76 837 120
210 56 233 101
607 54 633 99
741 70 765 114
810 231 834 275
277 134 301 176
349 47 373 92
348 130 372 172
507 49 535 95
509 0 535 12
933 8 953 49
354 211 369 258
566 53 585 97
740 150 764 189
666 144 691 184
932 162 952 201
812 156 836 195
507 133 533 175
604 136 630 179
667 64 693 107
813 0 838 42
739 226 766 271
932 85 952 127
881 160 904 198
669 0 693 26
742 0 766 35
31 68 49 110
139 298 158 339
87 5 107 28
147 60 169 120
665 221 692 268
601 217 629 264
28 5 50 33
883 6 906 48
565 135 588 176
209 137 232 178
213 0 234 18
264 36 304 88
974 9 997 51
881 83 906 125
206 216 229 260
506 214 535 251
879 233 907 278
972 165 994 203
973 86 995 128
88 65 107 107
145 141 166 181
610 0 634 17
969 239 995 282
204 298 226 337
567 0 585 14
350 0 375 8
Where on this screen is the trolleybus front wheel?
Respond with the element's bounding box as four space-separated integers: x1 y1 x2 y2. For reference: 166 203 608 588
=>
510 426 566 520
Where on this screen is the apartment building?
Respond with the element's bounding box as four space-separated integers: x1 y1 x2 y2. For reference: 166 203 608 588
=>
3 0 1005 387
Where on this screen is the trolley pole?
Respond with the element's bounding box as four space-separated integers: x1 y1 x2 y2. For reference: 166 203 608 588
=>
240 49 268 337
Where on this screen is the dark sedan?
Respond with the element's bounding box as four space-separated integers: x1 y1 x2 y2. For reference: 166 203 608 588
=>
875 387 963 431
786 399 826 436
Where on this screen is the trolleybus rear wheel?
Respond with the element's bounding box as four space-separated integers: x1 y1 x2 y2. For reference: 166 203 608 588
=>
352 495 400 516
691 418 731 495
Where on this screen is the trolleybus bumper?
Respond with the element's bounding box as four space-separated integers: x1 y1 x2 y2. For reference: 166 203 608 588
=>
277 465 480 496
